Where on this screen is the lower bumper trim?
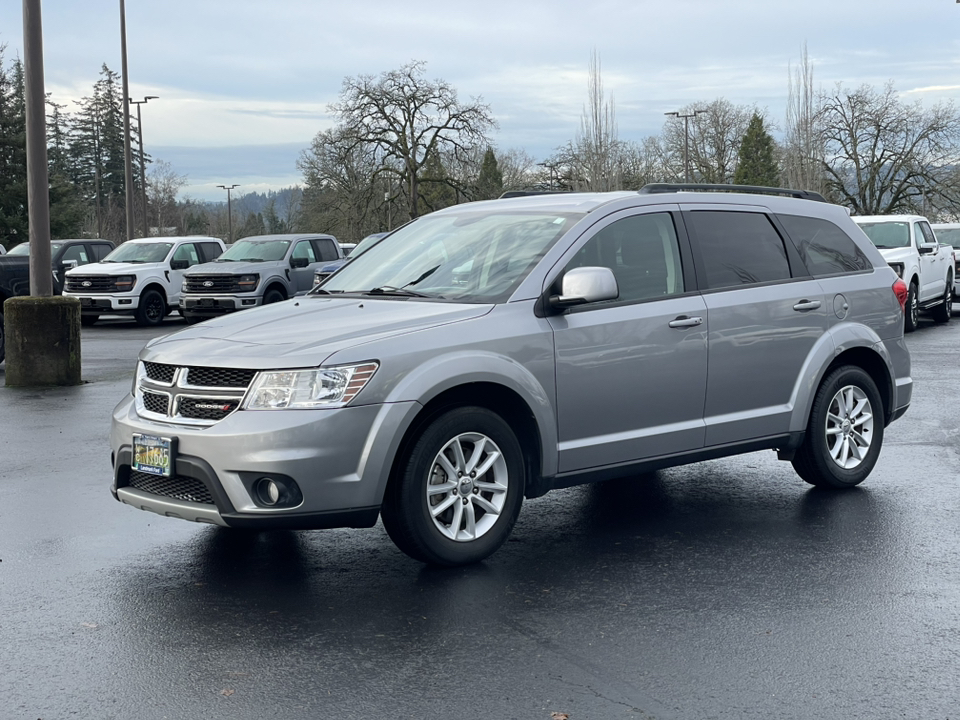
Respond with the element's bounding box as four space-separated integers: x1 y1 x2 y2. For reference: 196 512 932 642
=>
117 487 228 526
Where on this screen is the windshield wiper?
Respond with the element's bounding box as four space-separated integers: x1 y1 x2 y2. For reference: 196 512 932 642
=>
365 286 439 298
404 265 440 287
215 258 236 262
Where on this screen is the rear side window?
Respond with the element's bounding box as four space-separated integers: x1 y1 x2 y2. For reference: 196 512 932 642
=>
93 243 113 261
199 242 223 262
777 214 871 276
686 211 790 289
314 238 340 262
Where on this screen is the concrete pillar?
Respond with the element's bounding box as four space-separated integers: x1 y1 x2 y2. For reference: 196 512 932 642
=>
3 296 82 386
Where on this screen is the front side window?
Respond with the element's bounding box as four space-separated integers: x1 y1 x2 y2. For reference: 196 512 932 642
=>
856 221 910 249
918 222 937 245
563 212 685 303
215 239 291 262
60 244 89 265
102 242 174 264
292 240 317 262
319 210 583 303
172 243 200 266
687 211 791 289
778 214 871 276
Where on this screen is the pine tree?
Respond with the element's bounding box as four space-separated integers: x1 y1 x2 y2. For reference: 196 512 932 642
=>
734 112 780 187
0 50 27 250
475 147 504 200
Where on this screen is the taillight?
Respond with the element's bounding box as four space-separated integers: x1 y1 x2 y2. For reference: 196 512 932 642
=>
893 277 908 312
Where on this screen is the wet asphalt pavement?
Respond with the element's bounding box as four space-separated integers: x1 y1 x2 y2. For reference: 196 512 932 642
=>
1 311 958 720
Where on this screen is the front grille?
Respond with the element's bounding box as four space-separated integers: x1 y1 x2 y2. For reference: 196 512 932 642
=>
128 470 215 505
185 366 256 388
178 397 240 421
142 391 169 415
184 275 241 293
144 361 176 383
65 275 118 292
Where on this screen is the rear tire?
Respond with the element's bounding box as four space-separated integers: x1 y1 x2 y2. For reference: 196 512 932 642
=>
80 314 100 327
135 289 167 327
904 281 919 332
932 277 953 323
792 365 884 489
381 407 525 566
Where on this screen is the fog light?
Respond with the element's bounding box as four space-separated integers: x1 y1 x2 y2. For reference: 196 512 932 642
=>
257 478 281 506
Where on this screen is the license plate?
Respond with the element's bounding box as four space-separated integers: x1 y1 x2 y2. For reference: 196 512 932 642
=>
200 298 215 307
132 434 175 477
80 298 93 307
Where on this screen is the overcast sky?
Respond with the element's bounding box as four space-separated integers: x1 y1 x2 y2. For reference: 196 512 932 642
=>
2 0 959 201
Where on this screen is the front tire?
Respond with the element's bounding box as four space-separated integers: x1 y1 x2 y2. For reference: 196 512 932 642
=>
135 289 166 326
263 287 285 305
904 281 919 332
792 365 884 489
932 277 953 323
381 407 525 566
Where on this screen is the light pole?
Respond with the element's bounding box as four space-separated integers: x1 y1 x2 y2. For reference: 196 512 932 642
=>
665 109 706 183
119 0 134 240
217 184 239 243
129 96 158 238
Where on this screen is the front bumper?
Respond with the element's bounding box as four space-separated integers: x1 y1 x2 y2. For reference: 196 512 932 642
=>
110 394 421 528
180 294 260 317
67 293 139 314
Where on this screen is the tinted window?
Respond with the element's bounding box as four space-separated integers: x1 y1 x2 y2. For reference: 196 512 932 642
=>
315 239 339 262
564 212 684 303
92 243 113 261
199 242 223 262
777 214 871 276
687 211 790 289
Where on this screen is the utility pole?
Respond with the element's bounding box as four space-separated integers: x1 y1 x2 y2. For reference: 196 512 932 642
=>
217 184 239 243
665 109 706 183
119 0 134 240
22 0 51 297
130 96 158 238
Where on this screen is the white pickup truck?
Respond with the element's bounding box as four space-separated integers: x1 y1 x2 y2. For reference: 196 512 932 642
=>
853 215 955 332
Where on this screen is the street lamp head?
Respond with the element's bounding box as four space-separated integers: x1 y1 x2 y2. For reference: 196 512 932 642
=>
217 184 240 191
664 111 680 118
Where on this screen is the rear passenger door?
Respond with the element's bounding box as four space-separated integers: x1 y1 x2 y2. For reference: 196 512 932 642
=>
682 206 827 446
549 207 708 473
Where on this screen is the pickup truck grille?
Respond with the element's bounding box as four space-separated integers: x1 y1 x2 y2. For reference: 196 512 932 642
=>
65 275 118 292
135 361 256 426
183 275 241 293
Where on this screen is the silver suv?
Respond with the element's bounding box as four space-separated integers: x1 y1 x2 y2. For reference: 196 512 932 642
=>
111 185 912 566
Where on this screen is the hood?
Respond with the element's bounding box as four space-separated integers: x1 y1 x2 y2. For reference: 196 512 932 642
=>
66 261 159 276
141 296 494 368
875 247 915 263
186 260 283 276
0 255 29 269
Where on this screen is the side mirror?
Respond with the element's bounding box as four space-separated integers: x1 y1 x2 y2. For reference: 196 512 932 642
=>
918 243 937 255
62 259 79 270
290 256 309 269
549 266 619 310
170 259 190 270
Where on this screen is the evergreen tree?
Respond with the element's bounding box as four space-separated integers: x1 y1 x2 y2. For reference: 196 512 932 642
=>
419 151 457 213
475 147 504 200
734 112 780 187
0 49 27 250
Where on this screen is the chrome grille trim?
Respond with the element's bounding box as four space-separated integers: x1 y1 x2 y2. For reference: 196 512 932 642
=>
65 275 119 292
136 362 253 426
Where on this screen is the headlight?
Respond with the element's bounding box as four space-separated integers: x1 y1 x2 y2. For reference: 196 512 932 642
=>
243 362 378 410
238 274 259 291
116 274 136 290
888 262 904 278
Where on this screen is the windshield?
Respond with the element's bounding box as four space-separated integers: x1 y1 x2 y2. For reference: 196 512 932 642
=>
103 242 174 263
856 222 910 249
352 233 387 257
317 210 583 303
7 242 64 256
216 239 291 262
934 227 960 245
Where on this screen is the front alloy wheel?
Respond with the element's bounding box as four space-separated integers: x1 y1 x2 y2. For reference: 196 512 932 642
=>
381 406 524 566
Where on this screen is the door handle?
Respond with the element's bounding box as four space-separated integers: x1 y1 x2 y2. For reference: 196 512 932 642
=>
668 316 703 328
793 300 822 311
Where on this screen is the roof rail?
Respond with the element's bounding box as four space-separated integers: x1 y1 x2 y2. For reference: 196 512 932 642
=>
498 190 571 199
639 183 827 203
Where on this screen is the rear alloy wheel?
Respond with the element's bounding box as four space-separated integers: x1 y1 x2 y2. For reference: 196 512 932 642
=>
381 407 525 566
135 288 166 326
904 282 919 332
80 314 100 327
932 277 953 323
792 365 884 489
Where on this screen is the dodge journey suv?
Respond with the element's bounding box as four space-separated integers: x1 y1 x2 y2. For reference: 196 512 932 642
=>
110 185 912 566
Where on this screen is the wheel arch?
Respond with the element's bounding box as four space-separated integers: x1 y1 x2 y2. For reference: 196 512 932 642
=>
263 280 288 300
140 281 169 306
384 381 547 503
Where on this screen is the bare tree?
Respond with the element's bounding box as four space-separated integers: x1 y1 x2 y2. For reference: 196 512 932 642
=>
783 45 827 195
331 61 496 220
146 159 187 235
817 82 960 215
663 99 753 184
